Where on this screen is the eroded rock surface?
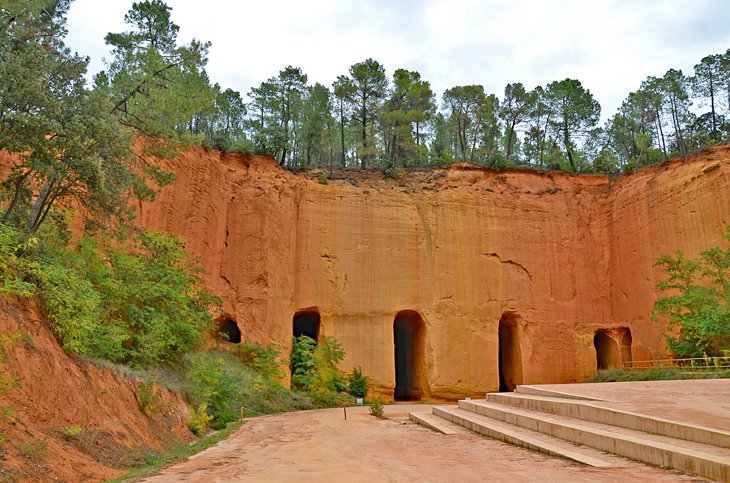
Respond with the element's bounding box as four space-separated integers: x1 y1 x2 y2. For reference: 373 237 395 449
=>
121 145 730 398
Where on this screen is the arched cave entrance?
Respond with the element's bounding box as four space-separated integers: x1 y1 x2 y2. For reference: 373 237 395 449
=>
594 327 632 370
293 310 320 342
393 310 426 401
218 318 241 344
498 314 523 392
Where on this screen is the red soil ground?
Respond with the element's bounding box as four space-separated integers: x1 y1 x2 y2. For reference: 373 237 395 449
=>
143 380 730 482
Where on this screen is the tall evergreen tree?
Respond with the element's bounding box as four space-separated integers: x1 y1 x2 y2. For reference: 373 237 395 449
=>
381 69 435 167
442 85 486 162
348 58 387 168
500 83 537 161
332 75 356 167
692 54 725 141
0 0 215 232
544 79 601 171
273 66 307 166
659 69 692 157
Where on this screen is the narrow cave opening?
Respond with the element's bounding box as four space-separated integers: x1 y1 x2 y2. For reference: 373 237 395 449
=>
498 314 523 392
218 318 241 344
293 311 320 343
594 330 619 370
393 311 426 401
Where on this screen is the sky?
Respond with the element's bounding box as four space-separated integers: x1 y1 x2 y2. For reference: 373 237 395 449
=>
65 0 730 122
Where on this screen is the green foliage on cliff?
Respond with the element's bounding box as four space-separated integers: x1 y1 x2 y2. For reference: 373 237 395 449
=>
0 219 220 367
290 335 348 398
181 349 313 429
653 226 730 357
348 366 368 398
0 0 214 234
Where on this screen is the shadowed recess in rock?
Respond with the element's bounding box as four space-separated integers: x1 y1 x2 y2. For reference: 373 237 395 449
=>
594 327 633 370
594 330 619 369
293 310 320 342
394 310 427 401
498 313 523 392
218 318 241 344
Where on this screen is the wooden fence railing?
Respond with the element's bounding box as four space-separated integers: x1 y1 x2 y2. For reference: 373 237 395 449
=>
622 356 730 372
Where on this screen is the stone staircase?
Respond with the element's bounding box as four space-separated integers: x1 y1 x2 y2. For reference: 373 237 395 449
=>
409 385 730 481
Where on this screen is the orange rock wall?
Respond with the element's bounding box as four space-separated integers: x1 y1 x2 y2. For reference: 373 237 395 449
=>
138 146 730 400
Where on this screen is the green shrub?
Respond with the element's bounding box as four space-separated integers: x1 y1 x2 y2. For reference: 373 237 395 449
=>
180 349 317 424
62 425 84 438
137 378 164 414
290 335 317 391
369 397 384 419
383 166 406 180
31 227 220 367
18 440 48 459
239 341 286 380
290 335 347 397
348 366 368 398
653 226 730 357
0 332 21 398
317 174 328 185
0 223 37 299
185 352 241 429
187 403 212 436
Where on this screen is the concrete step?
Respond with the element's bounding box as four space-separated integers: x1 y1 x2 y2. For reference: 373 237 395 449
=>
409 411 471 434
431 405 621 468
514 384 604 401
487 391 730 448
460 399 730 481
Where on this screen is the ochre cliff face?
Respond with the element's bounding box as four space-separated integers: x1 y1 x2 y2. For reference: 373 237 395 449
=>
139 146 729 400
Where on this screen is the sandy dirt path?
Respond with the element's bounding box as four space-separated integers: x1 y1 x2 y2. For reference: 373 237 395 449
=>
142 404 703 482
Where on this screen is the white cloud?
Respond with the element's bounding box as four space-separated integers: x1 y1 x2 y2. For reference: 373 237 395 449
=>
65 0 730 121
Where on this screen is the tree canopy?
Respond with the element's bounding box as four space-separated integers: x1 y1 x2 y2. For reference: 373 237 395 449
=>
2 0 730 213
0 0 216 234
653 228 730 358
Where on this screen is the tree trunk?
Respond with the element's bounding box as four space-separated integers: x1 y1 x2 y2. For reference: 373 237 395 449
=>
25 174 56 233
709 76 717 137
669 97 686 157
2 173 29 224
656 112 668 162
339 102 346 167
563 121 576 171
506 118 516 159
361 94 367 169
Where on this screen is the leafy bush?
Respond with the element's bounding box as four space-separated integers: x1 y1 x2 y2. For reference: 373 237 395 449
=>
28 225 220 367
383 166 406 180
0 332 21 399
238 341 286 380
653 226 730 357
290 335 347 397
348 366 368 398
18 440 48 459
61 425 84 438
290 335 317 391
369 397 384 419
137 378 164 414
187 403 212 436
184 352 241 428
0 223 37 298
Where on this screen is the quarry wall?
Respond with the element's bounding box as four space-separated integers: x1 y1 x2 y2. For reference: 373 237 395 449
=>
138 146 730 400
